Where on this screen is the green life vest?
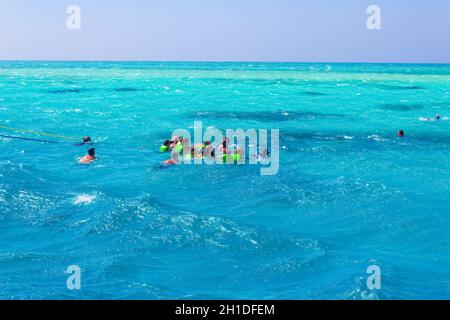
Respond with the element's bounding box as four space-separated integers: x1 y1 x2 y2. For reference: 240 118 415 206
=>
222 154 237 163
175 142 183 154
160 145 169 152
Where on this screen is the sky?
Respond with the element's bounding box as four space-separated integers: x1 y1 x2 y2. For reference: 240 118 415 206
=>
1 0 449 63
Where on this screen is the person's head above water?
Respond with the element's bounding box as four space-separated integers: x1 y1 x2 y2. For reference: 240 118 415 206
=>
260 147 269 157
222 138 229 148
88 148 96 157
163 140 170 147
83 136 91 143
436 114 441 120
398 130 405 138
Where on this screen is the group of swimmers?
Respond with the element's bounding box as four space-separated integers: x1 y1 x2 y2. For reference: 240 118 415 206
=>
160 136 239 165
76 113 444 165
160 135 269 166
76 134 266 166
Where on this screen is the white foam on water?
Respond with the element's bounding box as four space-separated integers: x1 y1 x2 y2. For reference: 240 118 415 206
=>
368 135 388 142
65 108 82 113
73 194 97 205
419 117 449 122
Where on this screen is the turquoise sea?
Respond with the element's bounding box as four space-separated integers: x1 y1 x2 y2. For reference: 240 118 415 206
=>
1 61 450 299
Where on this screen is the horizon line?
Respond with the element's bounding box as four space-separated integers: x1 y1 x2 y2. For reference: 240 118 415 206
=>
1 59 450 65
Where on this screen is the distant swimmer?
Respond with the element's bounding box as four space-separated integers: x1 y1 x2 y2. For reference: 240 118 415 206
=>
75 136 92 146
419 114 443 122
397 130 405 138
79 148 96 164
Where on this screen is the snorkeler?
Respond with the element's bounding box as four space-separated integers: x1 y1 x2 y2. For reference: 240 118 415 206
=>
397 130 405 138
79 148 96 164
436 114 441 120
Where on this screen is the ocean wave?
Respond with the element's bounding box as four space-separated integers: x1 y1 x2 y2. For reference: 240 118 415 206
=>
83 194 325 278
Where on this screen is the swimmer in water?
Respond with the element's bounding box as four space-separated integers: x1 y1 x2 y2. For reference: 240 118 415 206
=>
172 136 186 155
398 130 405 138
170 136 180 149
187 147 196 160
193 141 206 155
75 136 92 146
218 138 229 154
260 147 269 158
181 137 190 150
79 148 96 164
202 141 215 159
160 140 171 152
257 147 271 164
163 151 180 165
422 114 442 121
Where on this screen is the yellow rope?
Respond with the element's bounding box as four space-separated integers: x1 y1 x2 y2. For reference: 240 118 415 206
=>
0 124 80 141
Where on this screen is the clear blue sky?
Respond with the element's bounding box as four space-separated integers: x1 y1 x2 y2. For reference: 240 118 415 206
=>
1 0 449 62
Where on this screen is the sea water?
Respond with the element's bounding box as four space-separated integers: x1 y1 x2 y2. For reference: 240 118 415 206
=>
0 61 450 299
